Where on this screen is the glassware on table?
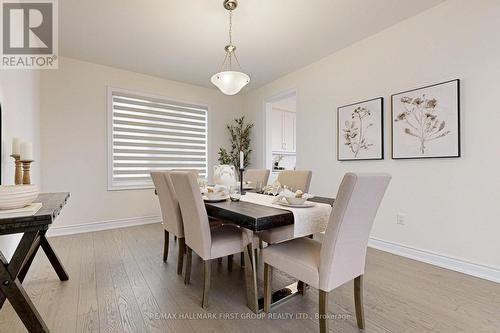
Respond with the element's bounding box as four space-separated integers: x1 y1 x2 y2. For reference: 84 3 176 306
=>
198 177 208 192
229 186 241 202
254 181 263 193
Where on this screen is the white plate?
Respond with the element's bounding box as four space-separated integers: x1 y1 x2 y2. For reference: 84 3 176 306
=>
203 195 229 203
276 201 316 208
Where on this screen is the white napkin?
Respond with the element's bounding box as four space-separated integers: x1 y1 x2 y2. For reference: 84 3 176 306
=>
214 185 229 196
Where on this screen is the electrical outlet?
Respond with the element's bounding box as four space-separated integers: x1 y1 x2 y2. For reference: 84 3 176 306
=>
397 214 406 225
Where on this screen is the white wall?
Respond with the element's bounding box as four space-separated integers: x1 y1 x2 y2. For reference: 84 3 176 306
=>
243 0 500 270
1 72 41 184
40 57 242 229
0 71 41 258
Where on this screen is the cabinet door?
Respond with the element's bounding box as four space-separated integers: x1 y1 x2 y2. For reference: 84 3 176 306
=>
271 109 283 151
282 111 296 152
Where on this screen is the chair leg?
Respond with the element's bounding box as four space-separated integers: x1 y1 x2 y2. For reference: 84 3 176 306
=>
177 237 185 275
174 235 177 242
184 247 192 285
202 260 211 309
163 230 169 262
227 254 233 272
354 275 365 329
254 249 258 270
319 290 329 333
259 239 264 249
298 281 307 295
263 263 273 313
240 252 245 267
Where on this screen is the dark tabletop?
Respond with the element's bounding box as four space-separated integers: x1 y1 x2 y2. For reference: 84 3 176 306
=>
0 192 70 235
205 195 334 232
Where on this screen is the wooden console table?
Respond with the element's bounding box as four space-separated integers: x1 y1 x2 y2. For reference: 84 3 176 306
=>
0 192 70 333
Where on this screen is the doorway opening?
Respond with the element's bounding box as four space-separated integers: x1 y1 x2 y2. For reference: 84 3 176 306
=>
263 90 297 184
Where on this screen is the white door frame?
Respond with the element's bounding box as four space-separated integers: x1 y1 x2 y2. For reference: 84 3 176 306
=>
262 88 297 171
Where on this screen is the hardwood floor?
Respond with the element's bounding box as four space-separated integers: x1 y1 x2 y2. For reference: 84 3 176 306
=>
0 223 499 332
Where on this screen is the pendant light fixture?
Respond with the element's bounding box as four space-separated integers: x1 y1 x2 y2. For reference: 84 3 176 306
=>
211 0 250 95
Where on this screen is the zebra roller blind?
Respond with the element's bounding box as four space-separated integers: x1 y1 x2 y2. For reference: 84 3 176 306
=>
108 88 208 189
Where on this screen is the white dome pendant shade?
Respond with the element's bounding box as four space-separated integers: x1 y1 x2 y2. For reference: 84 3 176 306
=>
211 0 250 96
211 70 250 96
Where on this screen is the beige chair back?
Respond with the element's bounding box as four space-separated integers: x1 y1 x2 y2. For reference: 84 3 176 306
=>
244 169 270 186
319 173 391 291
170 171 212 260
151 171 184 237
277 170 312 192
172 169 199 177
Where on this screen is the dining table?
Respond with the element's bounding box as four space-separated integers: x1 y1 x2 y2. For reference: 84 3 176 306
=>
205 192 335 313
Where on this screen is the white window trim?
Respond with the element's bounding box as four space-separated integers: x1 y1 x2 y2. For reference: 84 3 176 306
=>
107 86 211 191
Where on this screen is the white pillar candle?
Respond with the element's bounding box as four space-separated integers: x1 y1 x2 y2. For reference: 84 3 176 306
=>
20 141 33 161
12 137 21 156
240 151 244 169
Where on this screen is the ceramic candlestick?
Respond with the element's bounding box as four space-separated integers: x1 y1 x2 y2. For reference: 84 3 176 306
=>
11 155 22 185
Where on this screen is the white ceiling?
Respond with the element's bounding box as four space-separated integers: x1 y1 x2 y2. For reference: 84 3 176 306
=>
60 0 445 92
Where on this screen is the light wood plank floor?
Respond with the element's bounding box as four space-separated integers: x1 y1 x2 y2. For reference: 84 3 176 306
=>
0 223 499 333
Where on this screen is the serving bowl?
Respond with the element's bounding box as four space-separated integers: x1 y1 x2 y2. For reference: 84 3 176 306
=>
0 185 39 210
285 196 308 205
206 191 226 200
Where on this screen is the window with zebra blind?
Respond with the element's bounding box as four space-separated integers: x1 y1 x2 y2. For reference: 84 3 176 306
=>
108 88 208 190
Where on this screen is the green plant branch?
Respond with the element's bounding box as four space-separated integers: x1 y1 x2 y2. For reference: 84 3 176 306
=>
217 116 254 169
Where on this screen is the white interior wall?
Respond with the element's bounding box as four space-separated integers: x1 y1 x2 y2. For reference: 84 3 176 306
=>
0 71 41 259
243 0 500 270
40 57 243 230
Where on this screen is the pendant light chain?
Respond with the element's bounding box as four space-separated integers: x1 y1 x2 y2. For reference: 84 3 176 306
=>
229 9 233 46
228 9 233 70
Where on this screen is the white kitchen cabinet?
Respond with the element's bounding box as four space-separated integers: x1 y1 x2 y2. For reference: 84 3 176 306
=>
271 109 296 153
271 109 284 152
282 111 296 152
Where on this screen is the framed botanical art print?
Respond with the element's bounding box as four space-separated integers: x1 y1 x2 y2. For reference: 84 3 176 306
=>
391 79 460 159
337 97 384 161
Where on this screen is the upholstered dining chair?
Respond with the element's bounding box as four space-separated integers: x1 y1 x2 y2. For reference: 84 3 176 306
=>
244 169 270 187
170 171 257 309
262 173 391 332
277 170 312 192
151 171 186 275
152 170 222 274
258 170 313 246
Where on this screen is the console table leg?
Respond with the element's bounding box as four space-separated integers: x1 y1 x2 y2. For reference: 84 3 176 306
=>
0 232 39 308
0 254 51 332
17 235 42 283
40 233 69 281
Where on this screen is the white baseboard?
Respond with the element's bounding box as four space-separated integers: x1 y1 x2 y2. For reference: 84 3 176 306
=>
368 237 500 284
47 216 161 237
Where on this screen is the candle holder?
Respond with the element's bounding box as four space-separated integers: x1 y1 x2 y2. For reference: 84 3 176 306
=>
10 155 22 185
239 168 245 195
20 160 34 185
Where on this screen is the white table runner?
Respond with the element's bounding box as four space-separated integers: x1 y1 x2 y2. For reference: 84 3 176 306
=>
240 193 332 238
